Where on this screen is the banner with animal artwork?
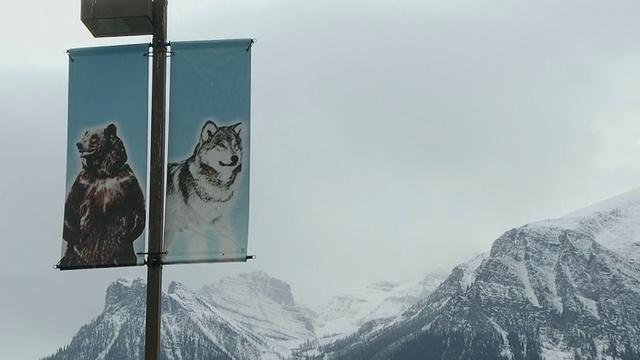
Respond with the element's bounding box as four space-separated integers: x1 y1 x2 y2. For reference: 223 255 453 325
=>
59 44 149 270
164 39 253 264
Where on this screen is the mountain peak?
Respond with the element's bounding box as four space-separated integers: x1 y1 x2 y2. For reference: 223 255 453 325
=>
313 271 448 337
525 188 640 262
196 272 316 345
167 280 191 295
564 188 640 220
104 277 146 312
323 187 640 359
45 187 640 359
210 271 295 306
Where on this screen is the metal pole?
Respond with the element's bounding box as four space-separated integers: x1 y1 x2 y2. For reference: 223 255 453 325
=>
145 0 167 359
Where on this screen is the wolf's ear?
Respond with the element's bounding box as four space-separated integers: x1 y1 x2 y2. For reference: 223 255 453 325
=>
200 121 218 142
231 122 243 136
105 123 117 137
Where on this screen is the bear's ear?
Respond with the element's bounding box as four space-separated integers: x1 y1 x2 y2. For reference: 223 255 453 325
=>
200 121 218 143
231 122 243 136
105 123 117 137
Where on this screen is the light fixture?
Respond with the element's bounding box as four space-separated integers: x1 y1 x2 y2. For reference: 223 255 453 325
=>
81 0 154 38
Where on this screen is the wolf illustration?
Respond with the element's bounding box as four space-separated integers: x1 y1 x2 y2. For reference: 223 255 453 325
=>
61 123 145 269
164 120 244 260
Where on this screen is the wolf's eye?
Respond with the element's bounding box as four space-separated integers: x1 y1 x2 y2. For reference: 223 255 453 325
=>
218 144 227 150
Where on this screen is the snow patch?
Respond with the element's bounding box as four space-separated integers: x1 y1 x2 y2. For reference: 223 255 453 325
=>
512 260 541 307
540 346 573 360
576 295 600 319
539 331 573 360
486 317 513 360
459 252 488 288
545 270 563 314
313 272 447 337
564 188 640 220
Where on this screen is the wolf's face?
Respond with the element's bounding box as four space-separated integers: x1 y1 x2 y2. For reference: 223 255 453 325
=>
194 121 243 176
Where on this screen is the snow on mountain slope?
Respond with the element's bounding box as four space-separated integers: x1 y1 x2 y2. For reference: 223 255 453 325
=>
45 269 448 360
535 187 640 261
44 277 281 360
313 271 448 337
322 188 640 359
44 188 640 359
196 271 316 350
164 281 278 359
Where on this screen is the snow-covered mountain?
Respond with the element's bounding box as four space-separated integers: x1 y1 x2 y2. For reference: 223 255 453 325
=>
45 188 640 359
313 272 448 338
43 278 280 360
43 271 445 359
320 189 640 359
196 271 316 348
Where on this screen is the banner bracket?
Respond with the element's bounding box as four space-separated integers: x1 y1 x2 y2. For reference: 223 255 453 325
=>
138 251 167 265
144 49 175 57
246 39 256 52
66 50 74 62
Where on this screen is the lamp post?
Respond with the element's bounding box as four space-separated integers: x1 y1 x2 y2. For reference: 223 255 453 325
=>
145 1 167 358
80 0 167 359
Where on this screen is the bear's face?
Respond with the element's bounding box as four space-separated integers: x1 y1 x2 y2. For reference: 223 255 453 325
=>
76 123 128 177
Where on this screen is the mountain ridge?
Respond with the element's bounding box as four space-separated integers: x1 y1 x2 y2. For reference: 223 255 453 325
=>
43 269 447 359
44 188 640 359
319 188 640 359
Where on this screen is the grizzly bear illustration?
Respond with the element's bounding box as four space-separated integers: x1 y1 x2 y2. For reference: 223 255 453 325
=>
60 123 145 269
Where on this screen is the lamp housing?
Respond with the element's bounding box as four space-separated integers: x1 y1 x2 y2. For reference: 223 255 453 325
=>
81 0 154 37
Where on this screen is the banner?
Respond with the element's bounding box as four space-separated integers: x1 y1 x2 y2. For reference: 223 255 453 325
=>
59 44 149 270
164 39 252 264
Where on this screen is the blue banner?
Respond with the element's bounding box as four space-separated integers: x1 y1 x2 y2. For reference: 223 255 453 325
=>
60 44 149 269
164 39 252 264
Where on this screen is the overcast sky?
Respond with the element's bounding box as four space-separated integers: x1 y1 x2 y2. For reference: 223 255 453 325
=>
3 1 640 358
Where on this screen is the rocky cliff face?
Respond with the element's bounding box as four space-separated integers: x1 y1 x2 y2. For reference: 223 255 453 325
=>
44 270 445 360
321 189 640 359
196 271 316 346
43 277 276 360
46 188 640 359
